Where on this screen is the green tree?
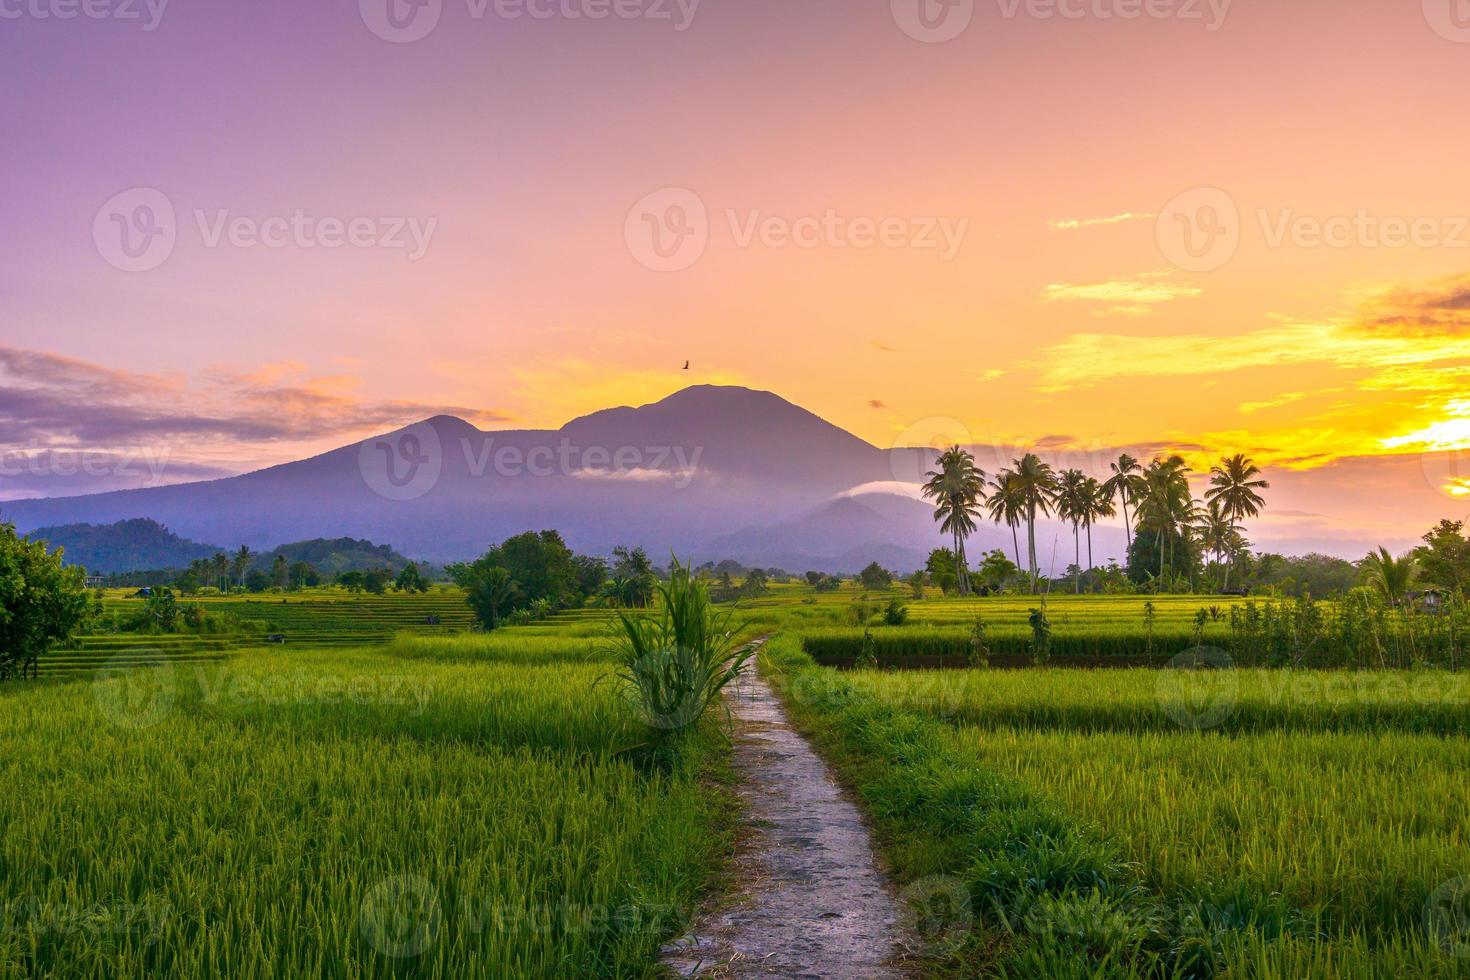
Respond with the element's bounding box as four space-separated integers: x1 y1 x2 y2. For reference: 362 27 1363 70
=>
1134 455 1197 587
921 447 986 596
363 568 392 595
271 555 290 590
1361 547 1417 605
1413 520 1470 595
1103 453 1145 553
1054 469 1090 593
1204 454 1269 590
0 523 89 681
1083 476 1114 579
858 562 893 591
985 470 1027 572
742 567 770 596
905 570 927 599
610 546 656 608
394 562 429 593
231 546 252 590
1011 453 1058 592
925 548 959 594
466 566 520 630
337 570 365 595
974 549 1021 593
288 561 317 591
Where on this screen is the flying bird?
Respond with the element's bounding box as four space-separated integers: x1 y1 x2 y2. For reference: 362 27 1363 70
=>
683 361 690 370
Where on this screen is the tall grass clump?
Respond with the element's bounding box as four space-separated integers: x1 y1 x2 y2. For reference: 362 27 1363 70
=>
608 559 752 735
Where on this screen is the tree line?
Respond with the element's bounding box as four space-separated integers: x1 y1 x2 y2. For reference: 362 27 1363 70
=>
922 448 1270 594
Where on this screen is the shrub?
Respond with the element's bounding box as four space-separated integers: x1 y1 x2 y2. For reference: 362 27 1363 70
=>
607 559 753 734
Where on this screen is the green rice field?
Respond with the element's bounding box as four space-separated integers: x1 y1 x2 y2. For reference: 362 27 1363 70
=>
7 586 1470 977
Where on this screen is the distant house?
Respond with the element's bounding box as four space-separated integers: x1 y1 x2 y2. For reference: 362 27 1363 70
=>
1409 588 1447 614
84 576 105 589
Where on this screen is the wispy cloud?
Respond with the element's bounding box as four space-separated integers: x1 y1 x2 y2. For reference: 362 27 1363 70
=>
1042 270 1202 317
0 344 512 470
1048 212 1155 232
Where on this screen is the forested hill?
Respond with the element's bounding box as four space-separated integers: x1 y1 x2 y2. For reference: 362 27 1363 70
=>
26 518 219 574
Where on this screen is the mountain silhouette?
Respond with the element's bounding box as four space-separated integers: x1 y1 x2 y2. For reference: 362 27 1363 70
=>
4 386 929 568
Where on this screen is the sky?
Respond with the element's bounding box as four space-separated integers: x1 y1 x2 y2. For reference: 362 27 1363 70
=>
4 0 1470 556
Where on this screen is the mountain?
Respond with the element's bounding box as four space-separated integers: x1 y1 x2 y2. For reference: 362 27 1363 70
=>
1 387 901 566
27 518 220 574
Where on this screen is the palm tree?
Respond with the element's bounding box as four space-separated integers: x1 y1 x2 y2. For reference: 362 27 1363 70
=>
1204 454 1270 591
1135 456 1195 587
985 470 1026 572
1011 453 1057 592
1083 476 1114 576
1361 547 1417 605
1102 454 1144 553
211 552 230 592
922 447 986 596
1054 469 1090 593
232 546 253 589
1196 502 1235 579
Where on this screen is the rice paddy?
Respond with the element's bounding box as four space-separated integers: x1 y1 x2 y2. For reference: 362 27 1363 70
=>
8 585 1470 977
0 631 729 979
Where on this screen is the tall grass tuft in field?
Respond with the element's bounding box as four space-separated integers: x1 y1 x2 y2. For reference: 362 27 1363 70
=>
609 559 752 735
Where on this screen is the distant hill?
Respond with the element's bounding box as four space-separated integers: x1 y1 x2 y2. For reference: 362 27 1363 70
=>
252 538 415 577
1 386 898 563
27 518 220 574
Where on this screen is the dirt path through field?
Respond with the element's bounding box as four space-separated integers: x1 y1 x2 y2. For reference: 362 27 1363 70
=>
662 641 909 978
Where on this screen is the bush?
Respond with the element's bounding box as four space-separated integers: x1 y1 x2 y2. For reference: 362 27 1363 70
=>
607 558 753 734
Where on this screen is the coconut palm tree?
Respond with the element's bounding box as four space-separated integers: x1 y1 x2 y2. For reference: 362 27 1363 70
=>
1054 469 1091 593
1011 453 1057 592
1204 454 1270 590
1196 502 1235 579
1361 547 1417 605
1103 453 1145 552
1083 476 1114 576
1135 456 1195 586
921 446 986 596
232 546 253 589
985 470 1026 572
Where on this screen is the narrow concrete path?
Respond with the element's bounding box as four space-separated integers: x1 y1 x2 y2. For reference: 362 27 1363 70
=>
663 646 908 978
